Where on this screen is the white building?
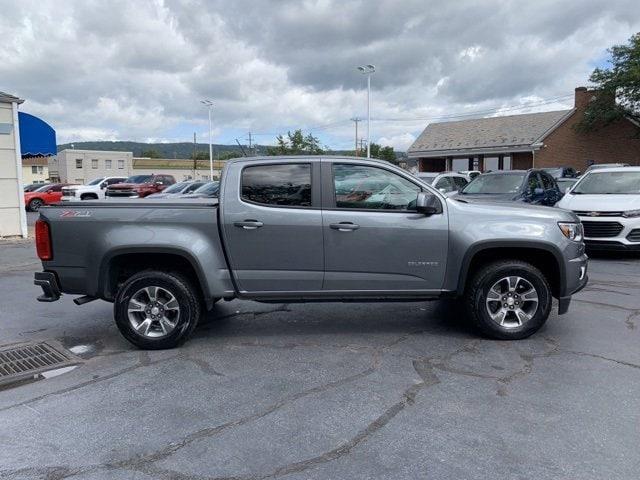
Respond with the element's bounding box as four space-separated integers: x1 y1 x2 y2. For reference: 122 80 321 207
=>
50 149 134 183
0 91 27 238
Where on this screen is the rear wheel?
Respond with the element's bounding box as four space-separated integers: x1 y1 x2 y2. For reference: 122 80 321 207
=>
28 198 43 211
465 260 552 340
114 270 201 349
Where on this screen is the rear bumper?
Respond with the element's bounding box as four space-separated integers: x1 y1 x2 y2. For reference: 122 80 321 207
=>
34 271 61 302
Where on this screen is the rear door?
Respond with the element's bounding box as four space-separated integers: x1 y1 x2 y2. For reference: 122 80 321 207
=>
321 160 448 293
220 160 323 293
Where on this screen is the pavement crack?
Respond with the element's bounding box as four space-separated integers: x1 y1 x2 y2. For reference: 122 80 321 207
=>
562 350 640 370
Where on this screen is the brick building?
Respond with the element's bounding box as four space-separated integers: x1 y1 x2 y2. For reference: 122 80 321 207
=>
408 87 640 173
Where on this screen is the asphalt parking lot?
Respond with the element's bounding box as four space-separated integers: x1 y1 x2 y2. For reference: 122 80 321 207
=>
1 239 639 480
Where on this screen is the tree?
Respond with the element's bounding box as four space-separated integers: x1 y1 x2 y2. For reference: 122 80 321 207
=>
141 149 161 158
368 142 397 164
266 129 325 155
190 151 210 160
578 32 640 131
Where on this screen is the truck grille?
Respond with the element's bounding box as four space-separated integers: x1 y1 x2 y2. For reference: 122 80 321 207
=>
107 189 135 197
582 221 624 238
573 210 623 217
627 229 640 242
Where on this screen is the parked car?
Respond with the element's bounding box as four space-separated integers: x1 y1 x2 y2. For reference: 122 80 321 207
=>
146 181 206 199
459 170 481 180
415 172 469 194
584 163 629 175
556 177 579 194
24 183 48 192
35 156 588 349
61 176 128 201
24 183 73 211
556 167 640 250
456 169 561 206
181 181 220 198
105 174 176 198
542 167 579 178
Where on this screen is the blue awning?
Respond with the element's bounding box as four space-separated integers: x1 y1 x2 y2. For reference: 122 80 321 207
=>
18 112 57 156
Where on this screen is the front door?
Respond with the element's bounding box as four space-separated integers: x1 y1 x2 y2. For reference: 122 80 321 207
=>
321 161 448 293
221 161 323 293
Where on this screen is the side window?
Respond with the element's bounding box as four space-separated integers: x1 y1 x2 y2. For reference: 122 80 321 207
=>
540 173 555 190
107 178 123 185
452 176 468 189
434 177 454 193
333 164 421 211
50 185 63 192
241 164 311 207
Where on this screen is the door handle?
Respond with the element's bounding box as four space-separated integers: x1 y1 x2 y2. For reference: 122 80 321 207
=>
330 222 360 232
234 220 263 230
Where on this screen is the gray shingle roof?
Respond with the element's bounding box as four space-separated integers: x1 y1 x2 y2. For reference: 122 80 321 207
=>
0 91 24 104
408 109 572 155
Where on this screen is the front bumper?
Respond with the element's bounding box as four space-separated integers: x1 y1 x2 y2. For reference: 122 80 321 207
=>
580 215 640 250
34 271 61 302
557 253 589 315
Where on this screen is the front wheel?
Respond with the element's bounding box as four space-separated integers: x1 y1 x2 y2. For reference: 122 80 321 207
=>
465 260 552 340
28 198 44 211
114 270 202 349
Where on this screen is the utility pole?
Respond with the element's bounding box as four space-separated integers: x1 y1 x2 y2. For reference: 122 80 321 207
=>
193 132 197 180
246 132 253 156
356 65 375 158
359 138 366 155
350 117 361 156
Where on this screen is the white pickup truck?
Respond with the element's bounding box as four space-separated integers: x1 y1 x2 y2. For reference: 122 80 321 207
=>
61 176 128 201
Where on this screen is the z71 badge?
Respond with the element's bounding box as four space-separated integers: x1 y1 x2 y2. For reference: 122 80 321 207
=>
60 210 92 218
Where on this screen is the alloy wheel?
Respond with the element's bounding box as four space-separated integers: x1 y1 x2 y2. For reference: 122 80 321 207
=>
485 276 539 329
127 286 181 338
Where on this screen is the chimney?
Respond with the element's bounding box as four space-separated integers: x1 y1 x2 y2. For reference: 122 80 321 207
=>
574 87 595 109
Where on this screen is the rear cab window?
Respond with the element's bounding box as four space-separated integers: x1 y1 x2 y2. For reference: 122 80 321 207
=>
241 164 312 207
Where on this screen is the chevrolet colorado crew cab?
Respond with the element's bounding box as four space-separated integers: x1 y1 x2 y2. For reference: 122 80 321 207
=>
34 156 588 349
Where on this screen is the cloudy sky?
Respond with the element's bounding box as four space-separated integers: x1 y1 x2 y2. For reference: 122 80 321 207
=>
2 0 639 151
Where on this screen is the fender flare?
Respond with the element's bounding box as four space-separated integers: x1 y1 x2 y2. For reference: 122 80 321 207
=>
456 240 566 297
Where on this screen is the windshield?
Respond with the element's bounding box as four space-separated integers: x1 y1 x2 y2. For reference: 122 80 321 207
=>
163 182 190 193
572 171 640 194
461 173 525 194
193 181 219 195
556 179 576 189
87 177 105 186
124 175 152 184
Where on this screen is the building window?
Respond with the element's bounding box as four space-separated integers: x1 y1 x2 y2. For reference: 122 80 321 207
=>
202 175 210 181
105 159 112 169
76 159 83 169
91 159 98 169
503 156 512 170
31 166 38 174
484 157 499 171
117 160 124 169
451 158 470 171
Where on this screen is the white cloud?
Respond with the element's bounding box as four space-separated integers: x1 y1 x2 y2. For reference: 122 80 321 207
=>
377 133 417 151
0 0 638 147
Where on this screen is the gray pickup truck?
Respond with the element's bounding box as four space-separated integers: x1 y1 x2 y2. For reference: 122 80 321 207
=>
34 156 588 349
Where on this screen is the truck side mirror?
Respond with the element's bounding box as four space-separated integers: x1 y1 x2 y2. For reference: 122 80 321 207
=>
100 182 107 189
415 192 442 215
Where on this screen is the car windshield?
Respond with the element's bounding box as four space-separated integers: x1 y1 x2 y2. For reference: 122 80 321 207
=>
87 177 105 186
461 173 525 194
556 179 576 189
572 172 640 194
163 182 190 193
193 181 219 195
124 175 152 184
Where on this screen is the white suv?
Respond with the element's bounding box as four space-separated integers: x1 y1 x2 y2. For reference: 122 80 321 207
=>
556 167 640 251
61 176 128 201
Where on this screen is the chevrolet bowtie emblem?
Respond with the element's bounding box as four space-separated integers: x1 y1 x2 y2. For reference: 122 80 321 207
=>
587 212 600 217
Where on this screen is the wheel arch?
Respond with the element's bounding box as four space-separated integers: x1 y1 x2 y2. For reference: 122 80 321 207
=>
99 247 213 308
458 241 565 298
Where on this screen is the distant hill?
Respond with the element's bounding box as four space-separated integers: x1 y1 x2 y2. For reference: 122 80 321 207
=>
56 141 405 159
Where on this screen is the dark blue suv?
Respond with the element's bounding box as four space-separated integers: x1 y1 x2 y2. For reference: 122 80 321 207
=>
457 169 561 206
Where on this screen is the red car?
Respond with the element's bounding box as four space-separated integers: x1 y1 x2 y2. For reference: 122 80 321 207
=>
105 174 176 198
24 183 74 211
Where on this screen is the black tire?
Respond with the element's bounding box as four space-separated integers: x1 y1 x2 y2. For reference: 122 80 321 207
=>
465 260 552 340
28 198 43 212
80 193 98 200
114 270 202 349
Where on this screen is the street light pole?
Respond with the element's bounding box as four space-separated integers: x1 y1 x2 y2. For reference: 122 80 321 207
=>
200 100 214 180
356 65 375 158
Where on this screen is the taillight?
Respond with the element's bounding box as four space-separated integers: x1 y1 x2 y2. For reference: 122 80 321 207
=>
35 220 52 260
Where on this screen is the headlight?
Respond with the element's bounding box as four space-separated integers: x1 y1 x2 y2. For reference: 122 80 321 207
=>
558 222 583 241
623 209 640 218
